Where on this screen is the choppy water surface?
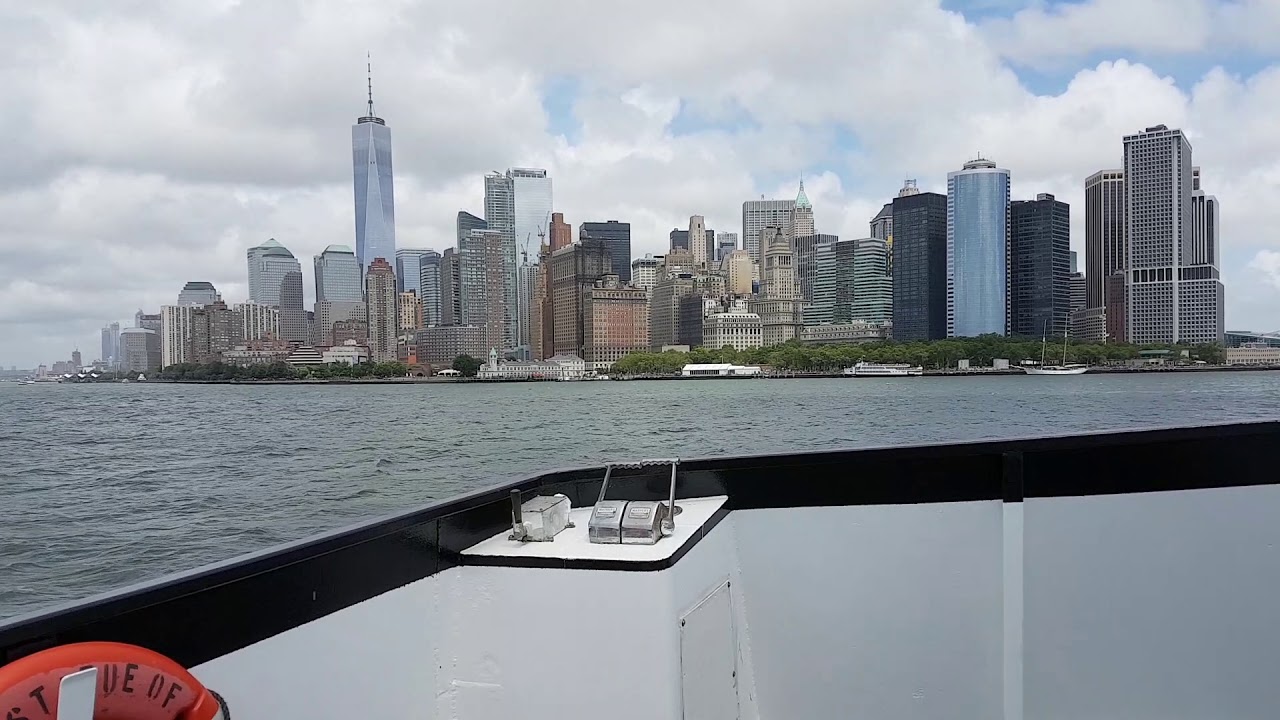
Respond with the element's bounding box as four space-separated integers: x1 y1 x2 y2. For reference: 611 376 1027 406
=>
3 373 1279 620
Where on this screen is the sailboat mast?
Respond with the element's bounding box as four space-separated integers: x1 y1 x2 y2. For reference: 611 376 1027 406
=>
1040 320 1048 366
1061 326 1069 366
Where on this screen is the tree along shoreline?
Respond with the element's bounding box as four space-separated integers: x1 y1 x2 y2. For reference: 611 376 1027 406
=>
611 336 1225 375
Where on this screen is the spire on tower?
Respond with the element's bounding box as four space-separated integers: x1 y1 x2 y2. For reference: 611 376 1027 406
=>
795 177 812 209
366 51 375 118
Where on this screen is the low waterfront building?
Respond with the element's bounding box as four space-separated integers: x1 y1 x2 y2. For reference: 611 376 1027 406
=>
416 325 487 366
323 340 372 366
1225 346 1280 366
702 311 763 351
285 347 325 366
799 322 890 345
477 349 586 380
1225 330 1280 348
681 363 762 377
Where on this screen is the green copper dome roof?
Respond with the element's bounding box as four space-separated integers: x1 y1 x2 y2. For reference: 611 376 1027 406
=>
795 180 811 209
253 238 295 258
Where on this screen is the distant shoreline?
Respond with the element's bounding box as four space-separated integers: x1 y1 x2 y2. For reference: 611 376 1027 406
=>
43 363 1280 385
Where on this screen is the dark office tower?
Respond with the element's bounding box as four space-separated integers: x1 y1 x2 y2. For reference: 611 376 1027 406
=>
1009 194 1071 338
439 247 462 326
669 228 689 252
1084 170 1124 310
891 192 948 341
580 221 632 283
278 271 308 343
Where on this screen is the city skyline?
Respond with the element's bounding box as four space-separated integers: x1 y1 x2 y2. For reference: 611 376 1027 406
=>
2 1 1279 367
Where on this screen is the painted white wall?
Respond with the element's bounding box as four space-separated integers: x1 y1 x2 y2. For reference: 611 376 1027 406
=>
193 577 441 720
732 501 1006 720
1022 484 1280 719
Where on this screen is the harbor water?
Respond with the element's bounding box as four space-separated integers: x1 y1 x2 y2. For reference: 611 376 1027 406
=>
3 372 1280 620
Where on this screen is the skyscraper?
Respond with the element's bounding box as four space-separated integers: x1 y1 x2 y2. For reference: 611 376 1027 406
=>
1187 167 1225 343
247 239 301 306
439 247 461 327
419 250 442 326
669 228 689 252
806 239 841 325
580 221 632 283
100 322 120 367
689 215 708 268
892 192 948 341
511 168 552 257
365 258 398 362
947 158 1011 337
716 233 739 263
549 212 571 252
395 248 434 295
582 275 649 370
160 305 194 367
177 282 219 307
851 238 893 325
484 172 518 350
314 245 363 303
753 227 804 346
459 229 507 354
631 255 663 291
1084 170 1125 311
793 234 835 306
1009 194 1071 338
278 271 307 343
353 63 395 273
790 181 815 241
1123 125 1223 344
743 198 795 266
119 328 160 373
398 291 422 332
550 238 612 357
234 302 280 342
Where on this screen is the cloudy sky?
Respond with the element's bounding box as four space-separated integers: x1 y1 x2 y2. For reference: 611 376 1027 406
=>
3 0 1279 368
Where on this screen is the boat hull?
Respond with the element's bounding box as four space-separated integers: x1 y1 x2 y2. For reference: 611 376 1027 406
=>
1023 366 1089 375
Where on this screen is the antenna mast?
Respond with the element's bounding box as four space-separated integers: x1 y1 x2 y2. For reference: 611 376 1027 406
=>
366 51 375 117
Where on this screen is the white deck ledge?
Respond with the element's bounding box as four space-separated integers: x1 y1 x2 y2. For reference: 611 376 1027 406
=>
463 495 728 563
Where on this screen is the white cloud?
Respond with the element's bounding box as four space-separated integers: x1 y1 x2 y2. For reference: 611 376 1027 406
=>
1 0 1279 366
978 0 1280 67
1251 251 1280 291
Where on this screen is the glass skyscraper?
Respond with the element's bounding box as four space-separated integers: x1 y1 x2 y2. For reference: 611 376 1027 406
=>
314 245 363 303
353 78 396 273
395 248 435 295
247 239 302 306
947 158 1010 337
580 221 632 283
419 251 442 326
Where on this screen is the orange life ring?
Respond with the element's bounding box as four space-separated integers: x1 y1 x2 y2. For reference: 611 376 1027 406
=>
0 641 227 720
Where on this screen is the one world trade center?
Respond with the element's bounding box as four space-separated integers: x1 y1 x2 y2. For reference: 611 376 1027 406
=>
353 60 395 274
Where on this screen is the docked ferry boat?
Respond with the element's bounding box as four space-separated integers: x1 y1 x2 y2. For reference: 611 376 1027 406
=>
1 421 1277 719
843 361 924 377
